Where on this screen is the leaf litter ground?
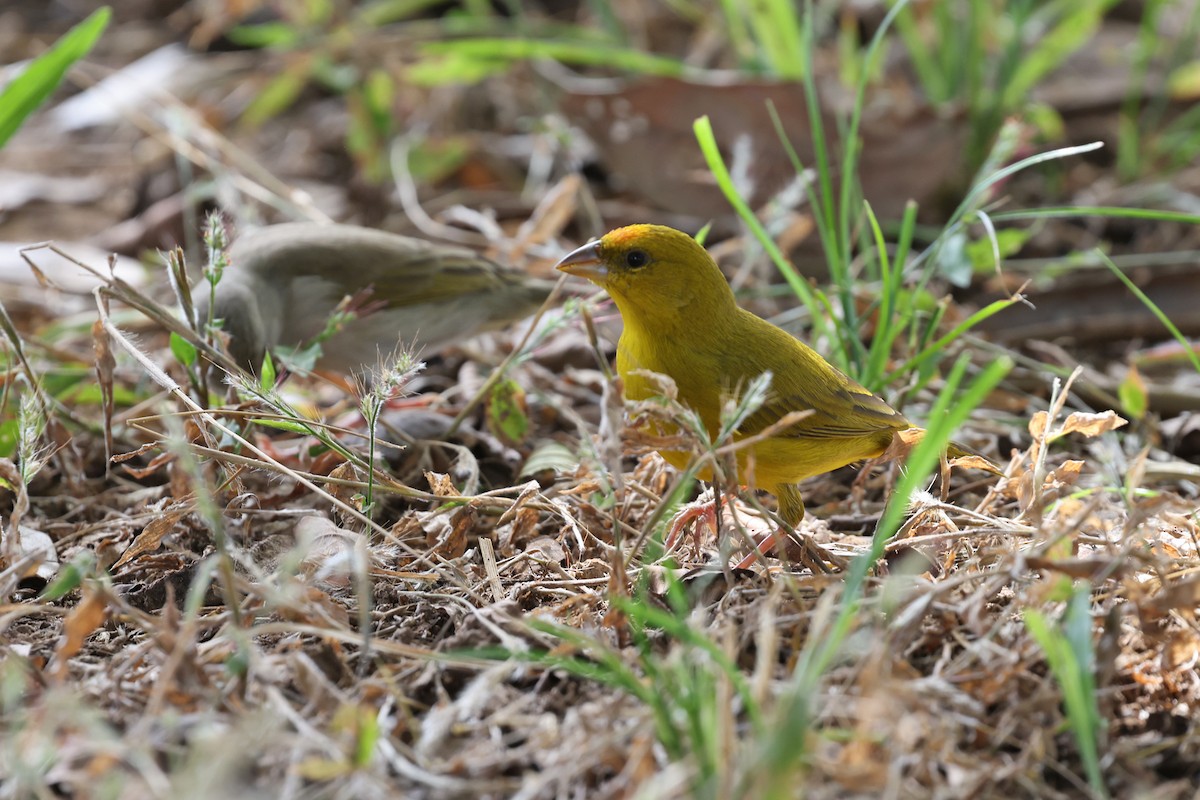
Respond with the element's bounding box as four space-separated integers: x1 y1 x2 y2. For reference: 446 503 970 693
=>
3 8 1200 797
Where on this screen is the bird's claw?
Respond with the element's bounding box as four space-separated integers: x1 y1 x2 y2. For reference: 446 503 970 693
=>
734 528 842 573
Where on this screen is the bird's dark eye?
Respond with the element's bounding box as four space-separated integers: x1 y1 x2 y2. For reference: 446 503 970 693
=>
625 249 649 269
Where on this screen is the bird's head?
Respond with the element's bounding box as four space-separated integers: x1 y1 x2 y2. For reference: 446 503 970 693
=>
555 224 736 327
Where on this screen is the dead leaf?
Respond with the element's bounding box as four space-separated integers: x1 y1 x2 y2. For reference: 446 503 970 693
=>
1162 629 1200 672
113 508 187 570
1047 459 1085 487
948 454 1001 473
424 471 458 498
525 535 567 565
54 585 108 680
327 461 363 508
497 507 541 556
433 507 473 560
1029 410 1049 439
1149 576 1200 614
1058 410 1128 439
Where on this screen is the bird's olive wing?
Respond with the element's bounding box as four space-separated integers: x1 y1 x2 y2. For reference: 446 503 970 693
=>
743 379 909 440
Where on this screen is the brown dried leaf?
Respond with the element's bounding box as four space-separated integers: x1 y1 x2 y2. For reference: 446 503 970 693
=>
498 507 541 556
428 507 472 559
525 535 567 565
1029 410 1049 439
1058 410 1128 439
327 461 363 508
948 454 1002 473
424 471 458 498
1047 459 1085 487
1163 629 1200 671
120 450 174 479
280 586 351 627
1149 576 1200 614
113 508 186 570
54 586 108 679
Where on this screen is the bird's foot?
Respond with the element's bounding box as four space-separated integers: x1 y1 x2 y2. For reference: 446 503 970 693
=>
734 528 843 573
664 492 727 558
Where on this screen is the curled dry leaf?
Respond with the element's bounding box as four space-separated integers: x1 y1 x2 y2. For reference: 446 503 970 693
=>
437 507 474 560
326 461 363 509
53 584 108 680
948 454 1003 474
1047 459 1085 488
1029 410 1049 439
497 507 541 557
1163 629 1200 672
1059 409 1128 438
112 507 187 570
424 470 458 497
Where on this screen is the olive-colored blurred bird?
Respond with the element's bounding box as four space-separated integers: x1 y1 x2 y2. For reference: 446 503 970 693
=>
557 224 940 567
194 223 556 372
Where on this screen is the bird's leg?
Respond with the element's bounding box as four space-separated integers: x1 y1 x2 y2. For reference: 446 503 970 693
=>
734 484 840 572
664 485 728 558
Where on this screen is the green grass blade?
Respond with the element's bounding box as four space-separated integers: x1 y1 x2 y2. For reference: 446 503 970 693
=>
754 354 1011 793
884 296 1023 383
417 38 688 79
1097 251 1200 374
0 7 111 149
692 115 826 341
990 206 1200 226
1023 585 1108 798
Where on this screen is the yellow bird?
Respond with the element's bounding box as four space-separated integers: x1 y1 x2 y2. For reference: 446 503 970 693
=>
557 224 920 566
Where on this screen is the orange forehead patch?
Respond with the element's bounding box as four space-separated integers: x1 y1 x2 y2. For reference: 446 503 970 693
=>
601 224 656 250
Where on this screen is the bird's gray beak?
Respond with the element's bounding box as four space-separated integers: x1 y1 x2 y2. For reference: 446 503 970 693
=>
555 240 607 282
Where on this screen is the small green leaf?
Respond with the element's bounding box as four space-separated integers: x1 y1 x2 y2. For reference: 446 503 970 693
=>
1169 61 1200 99
260 351 277 390
965 228 1030 272
225 645 251 677
254 418 312 434
0 418 19 459
225 22 302 49
405 136 471 184
274 343 321 375
487 378 529 446
242 63 312 126
354 708 380 767
170 332 198 367
39 552 94 600
1118 365 1148 421
405 52 510 87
